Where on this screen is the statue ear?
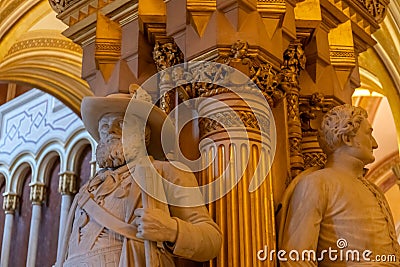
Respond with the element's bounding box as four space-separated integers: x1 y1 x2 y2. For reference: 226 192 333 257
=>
342 134 353 147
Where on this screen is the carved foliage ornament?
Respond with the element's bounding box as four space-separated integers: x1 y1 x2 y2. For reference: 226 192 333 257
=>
299 93 332 169
153 42 185 72
59 172 77 195
155 41 284 107
30 184 46 204
281 41 306 178
48 0 79 13
153 41 185 114
299 93 330 133
357 0 387 23
3 194 18 213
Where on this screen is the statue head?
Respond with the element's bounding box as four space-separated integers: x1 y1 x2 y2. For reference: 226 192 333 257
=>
81 86 175 167
318 104 378 165
95 112 152 168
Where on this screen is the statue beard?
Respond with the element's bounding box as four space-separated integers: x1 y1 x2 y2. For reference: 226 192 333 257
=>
96 138 141 169
96 139 126 169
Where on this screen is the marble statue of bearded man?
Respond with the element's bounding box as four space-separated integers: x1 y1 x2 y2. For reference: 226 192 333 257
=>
57 88 222 266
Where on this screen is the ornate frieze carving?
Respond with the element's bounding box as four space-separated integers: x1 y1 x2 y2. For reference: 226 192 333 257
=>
58 171 77 195
3 194 18 214
198 109 270 139
173 41 283 106
30 183 46 205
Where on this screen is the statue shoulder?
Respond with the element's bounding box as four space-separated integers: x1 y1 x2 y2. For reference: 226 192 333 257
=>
152 159 198 187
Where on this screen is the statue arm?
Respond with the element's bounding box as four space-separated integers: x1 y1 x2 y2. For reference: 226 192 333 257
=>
279 175 327 266
155 160 222 262
168 205 222 262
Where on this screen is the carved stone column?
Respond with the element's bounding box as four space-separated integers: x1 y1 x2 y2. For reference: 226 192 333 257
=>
1 193 19 267
56 171 77 262
198 90 276 267
27 183 46 267
280 41 306 179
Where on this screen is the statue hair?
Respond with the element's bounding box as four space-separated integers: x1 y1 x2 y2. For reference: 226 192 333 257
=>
318 104 368 155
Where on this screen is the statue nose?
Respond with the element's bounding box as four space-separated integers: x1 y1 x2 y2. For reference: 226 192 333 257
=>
372 136 378 149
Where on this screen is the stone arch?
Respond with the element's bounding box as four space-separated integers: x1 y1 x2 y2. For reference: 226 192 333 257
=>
0 29 92 115
35 141 65 185
8 153 35 195
64 128 96 174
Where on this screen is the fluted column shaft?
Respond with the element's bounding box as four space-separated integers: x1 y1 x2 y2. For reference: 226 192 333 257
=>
198 91 276 267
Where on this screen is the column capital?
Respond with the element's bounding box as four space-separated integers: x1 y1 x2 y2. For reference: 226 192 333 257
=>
58 171 77 195
3 193 19 214
29 183 46 205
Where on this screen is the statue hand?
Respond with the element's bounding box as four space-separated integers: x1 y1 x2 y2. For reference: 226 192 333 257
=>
133 208 178 243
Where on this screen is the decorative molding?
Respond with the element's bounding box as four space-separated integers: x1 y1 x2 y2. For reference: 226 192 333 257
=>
187 0 216 37
198 110 270 139
3 193 18 214
256 0 286 21
0 0 25 25
327 0 389 38
5 37 81 57
329 46 356 68
392 161 400 191
94 12 122 82
30 183 46 205
368 152 400 184
58 171 77 195
49 0 117 26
